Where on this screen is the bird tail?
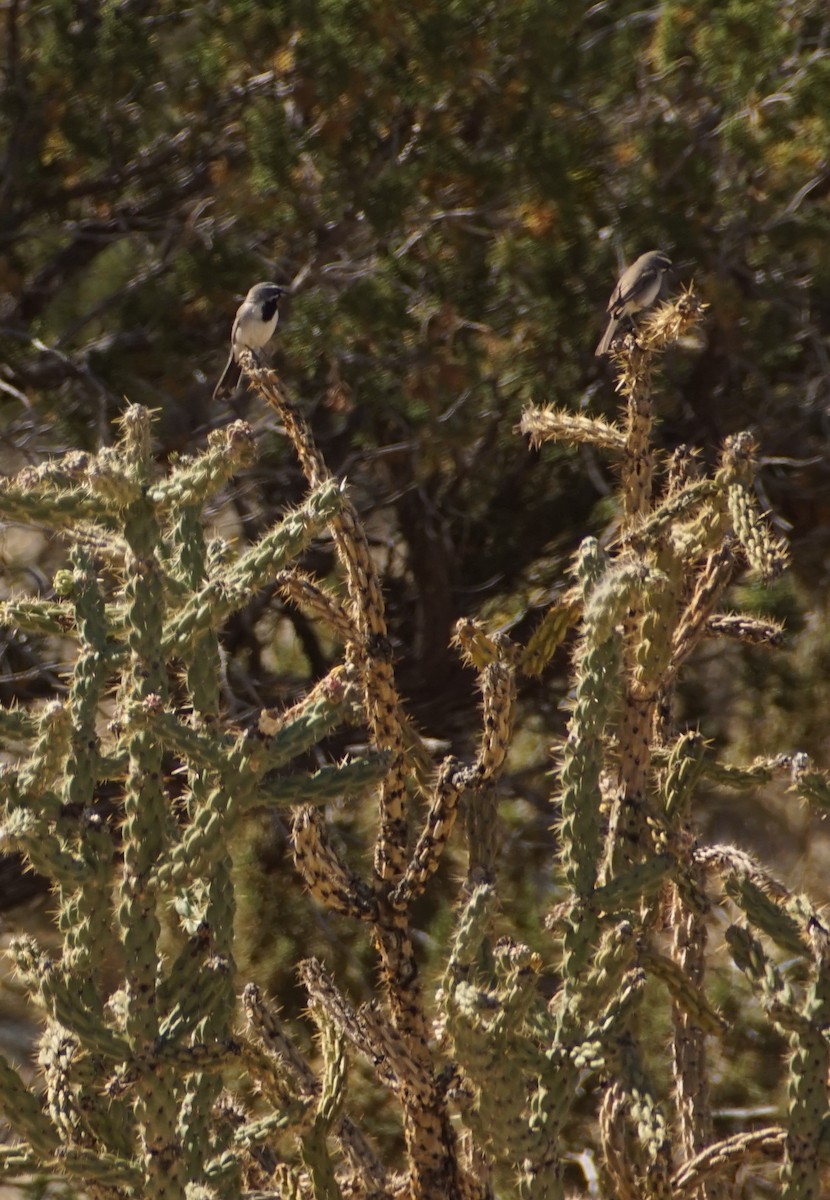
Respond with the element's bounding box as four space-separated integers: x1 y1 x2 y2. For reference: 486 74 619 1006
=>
595 317 620 358
213 352 240 400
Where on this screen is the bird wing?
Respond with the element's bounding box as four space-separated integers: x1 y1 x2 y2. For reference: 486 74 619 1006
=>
606 278 625 314
612 264 659 313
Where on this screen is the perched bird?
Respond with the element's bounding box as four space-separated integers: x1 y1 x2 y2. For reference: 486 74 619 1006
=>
595 250 672 357
213 282 285 398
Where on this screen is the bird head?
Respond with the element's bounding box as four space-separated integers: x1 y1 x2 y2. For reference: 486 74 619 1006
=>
247 282 286 303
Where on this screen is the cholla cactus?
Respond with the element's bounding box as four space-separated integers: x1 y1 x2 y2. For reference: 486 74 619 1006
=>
481 288 827 1200
0 290 828 1200
0 370 519 1200
0 406 400 1198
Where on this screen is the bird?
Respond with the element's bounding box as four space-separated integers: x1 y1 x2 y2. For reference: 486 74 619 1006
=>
595 250 673 357
213 282 285 398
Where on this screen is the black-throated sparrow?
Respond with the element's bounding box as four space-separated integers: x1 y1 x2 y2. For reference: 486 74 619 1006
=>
213 282 285 398
595 250 672 357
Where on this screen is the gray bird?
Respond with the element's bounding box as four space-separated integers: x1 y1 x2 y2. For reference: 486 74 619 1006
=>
595 250 672 357
213 282 285 398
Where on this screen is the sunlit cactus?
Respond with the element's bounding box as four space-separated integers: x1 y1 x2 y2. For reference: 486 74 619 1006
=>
0 292 828 1200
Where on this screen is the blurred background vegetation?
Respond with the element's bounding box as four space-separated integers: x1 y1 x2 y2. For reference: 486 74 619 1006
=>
1 0 830 1169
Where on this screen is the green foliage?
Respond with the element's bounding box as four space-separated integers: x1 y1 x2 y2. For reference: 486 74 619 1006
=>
6 0 830 711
